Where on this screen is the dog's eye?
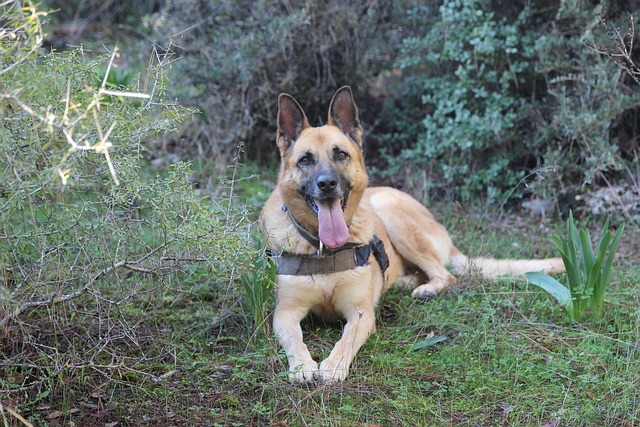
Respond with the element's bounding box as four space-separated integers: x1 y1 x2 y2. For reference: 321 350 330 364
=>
298 155 312 166
336 151 349 160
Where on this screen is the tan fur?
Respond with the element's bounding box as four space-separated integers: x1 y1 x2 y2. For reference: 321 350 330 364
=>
260 86 565 383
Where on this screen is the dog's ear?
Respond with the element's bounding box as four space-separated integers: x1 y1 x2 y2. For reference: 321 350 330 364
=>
277 93 309 155
328 86 363 148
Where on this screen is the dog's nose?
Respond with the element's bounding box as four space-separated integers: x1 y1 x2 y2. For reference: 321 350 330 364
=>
316 174 338 192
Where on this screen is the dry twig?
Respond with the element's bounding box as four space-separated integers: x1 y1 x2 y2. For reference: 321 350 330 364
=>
586 14 640 86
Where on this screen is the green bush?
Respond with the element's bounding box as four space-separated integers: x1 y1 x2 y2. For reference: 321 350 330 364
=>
1 0 253 412
134 0 639 205
382 0 640 204
386 0 533 202
536 8 640 187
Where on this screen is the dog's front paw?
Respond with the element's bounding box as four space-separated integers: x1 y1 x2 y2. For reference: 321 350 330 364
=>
288 359 318 384
315 359 349 383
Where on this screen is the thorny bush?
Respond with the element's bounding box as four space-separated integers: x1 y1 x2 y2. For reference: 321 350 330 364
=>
0 0 254 417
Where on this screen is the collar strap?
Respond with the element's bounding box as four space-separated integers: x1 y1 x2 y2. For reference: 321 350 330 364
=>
270 205 390 276
267 245 372 275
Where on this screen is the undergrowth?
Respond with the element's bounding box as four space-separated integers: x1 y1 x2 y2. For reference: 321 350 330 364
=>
4 184 638 426
1 2 255 426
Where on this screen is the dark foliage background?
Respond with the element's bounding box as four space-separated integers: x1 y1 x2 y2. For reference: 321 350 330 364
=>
43 0 640 206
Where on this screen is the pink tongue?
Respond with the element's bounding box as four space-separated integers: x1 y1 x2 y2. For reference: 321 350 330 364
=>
317 198 349 248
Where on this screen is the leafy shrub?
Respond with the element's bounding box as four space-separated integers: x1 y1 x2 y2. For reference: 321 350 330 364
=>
535 6 640 189
385 0 533 202
382 0 640 204
1 0 253 414
44 0 160 42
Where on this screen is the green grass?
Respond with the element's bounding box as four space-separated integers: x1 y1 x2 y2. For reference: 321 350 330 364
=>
2 194 639 427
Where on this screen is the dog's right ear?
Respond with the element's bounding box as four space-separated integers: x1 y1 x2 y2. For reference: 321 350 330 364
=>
277 93 309 155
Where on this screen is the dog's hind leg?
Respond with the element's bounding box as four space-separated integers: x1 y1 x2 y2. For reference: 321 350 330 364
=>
394 270 449 299
409 258 456 300
368 187 456 299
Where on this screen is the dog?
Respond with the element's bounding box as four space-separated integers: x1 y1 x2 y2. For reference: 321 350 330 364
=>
260 86 565 383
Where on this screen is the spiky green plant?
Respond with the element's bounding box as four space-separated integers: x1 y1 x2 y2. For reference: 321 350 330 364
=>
241 253 276 338
526 211 624 321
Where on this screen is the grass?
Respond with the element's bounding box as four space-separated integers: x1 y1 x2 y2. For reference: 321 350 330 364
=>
2 181 639 427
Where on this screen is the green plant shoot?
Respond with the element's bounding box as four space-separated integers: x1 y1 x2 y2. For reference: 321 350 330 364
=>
241 253 276 338
525 212 624 321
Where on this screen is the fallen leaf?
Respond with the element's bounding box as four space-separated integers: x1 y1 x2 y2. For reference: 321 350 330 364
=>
501 404 515 413
46 408 77 419
47 411 63 420
91 410 111 418
1 398 18 407
411 335 448 350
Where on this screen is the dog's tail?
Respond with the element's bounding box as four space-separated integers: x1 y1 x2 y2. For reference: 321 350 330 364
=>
449 251 565 278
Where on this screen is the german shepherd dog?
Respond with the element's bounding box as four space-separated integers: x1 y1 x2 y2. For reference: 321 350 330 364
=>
260 86 564 383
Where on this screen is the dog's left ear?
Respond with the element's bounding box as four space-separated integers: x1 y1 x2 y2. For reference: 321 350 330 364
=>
328 86 363 148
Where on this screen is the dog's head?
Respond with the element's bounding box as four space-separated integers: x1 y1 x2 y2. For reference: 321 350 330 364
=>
275 86 368 249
